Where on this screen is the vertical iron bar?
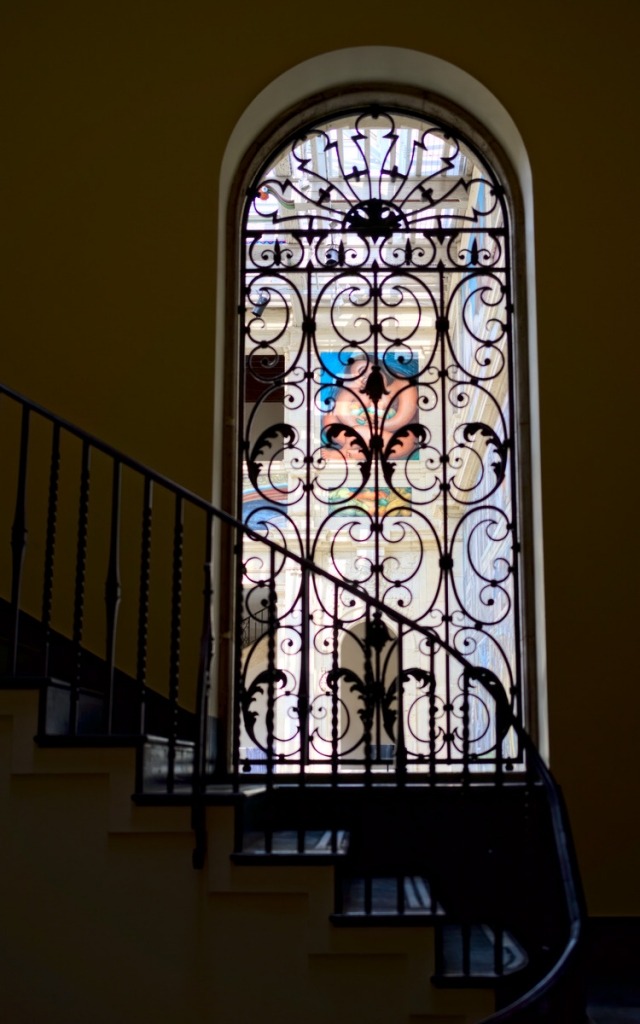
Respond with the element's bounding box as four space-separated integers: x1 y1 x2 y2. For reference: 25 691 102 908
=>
462 922 471 978
330 585 340 853
462 667 470 788
494 921 504 977
493 681 506 977
265 545 276 855
502 216 524 740
136 476 153 734
104 459 122 734
299 256 313 853
461 671 471 980
397 874 405 916
192 509 214 869
297 559 308 854
72 440 91 734
331 585 340 776
428 639 437 781
496 683 504 789
363 604 373 782
396 624 406 786
371 266 382 771
364 872 373 915
232 523 242 792
41 421 60 678
437 266 452 765
435 923 445 979
167 492 184 794
10 405 30 676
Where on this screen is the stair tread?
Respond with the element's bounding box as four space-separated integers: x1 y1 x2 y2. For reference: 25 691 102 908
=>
335 875 445 920
235 829 349 859
436 923 528 980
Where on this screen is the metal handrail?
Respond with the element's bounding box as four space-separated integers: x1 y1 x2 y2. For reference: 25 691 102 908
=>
231 537 584 1020
0 378 584 1021
479 749 585 1022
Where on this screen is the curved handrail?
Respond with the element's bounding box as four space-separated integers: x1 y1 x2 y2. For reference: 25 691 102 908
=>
227 521 584 1019
226 486 585 1022
478 746 585 1022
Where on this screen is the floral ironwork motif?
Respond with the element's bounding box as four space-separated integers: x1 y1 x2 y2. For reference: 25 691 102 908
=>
236 107 521 775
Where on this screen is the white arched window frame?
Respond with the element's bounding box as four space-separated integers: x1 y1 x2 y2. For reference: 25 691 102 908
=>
213 48 547 766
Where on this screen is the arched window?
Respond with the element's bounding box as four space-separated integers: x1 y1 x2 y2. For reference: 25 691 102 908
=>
216 53 544 776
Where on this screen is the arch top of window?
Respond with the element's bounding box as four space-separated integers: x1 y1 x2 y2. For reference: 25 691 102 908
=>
235 88 523 242
242 104 511 269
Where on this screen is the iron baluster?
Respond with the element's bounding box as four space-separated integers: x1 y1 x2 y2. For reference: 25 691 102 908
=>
104 458 122 733
265 545 276 855
167 493 184 794
396 873 405 917
330 585 340 778
192 510 214 870
232 520 243 791
428 638 437 781
462 666 470 787
462 920 471 979
494 918 505 978
72 440 91 734
136 476 153 734
41 421 60 678
364 871 373 916
10 405 30 676
363 604 374 779
330 584 340 853
396 623 406 785
297 559 309 853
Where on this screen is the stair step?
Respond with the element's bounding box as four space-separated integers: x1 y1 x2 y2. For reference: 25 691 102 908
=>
233 829 349 864
434 923 528 984
332 875 445 925
139 736 196 792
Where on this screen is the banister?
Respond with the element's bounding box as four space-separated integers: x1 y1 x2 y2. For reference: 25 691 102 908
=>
478 748 585 1022
0 377 584 1021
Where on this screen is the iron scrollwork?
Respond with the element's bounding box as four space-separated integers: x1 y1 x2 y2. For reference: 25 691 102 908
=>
236 106 521 775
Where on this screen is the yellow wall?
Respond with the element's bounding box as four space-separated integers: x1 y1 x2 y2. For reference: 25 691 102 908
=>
1 0 639 915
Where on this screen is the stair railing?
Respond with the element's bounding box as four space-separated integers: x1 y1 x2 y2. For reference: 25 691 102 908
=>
0 379 584 1021
226 519 585 1020
0 381 215 754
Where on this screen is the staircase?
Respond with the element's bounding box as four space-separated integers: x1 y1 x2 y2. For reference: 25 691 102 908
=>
0 381 586 1023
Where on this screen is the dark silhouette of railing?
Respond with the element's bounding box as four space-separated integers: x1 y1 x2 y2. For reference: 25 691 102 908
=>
0 380 584 1022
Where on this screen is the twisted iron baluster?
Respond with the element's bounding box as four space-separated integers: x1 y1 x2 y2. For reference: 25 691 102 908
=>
10 405 30 676
71 440 91 734
167 493 184 794
41 421 60 678
136 476 153 734
104 459 121 733
192 509 213 869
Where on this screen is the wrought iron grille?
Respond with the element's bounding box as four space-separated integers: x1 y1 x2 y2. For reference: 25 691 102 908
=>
235 106 521 775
